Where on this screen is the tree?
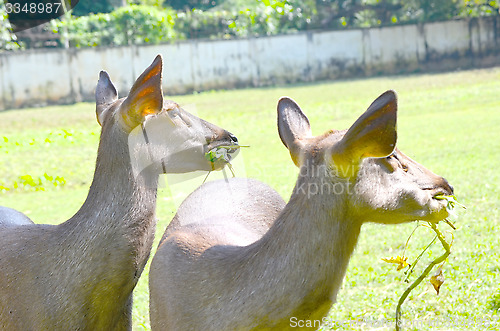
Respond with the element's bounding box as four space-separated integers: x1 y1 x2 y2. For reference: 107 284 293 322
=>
164 0 222 11
72 0 125 16
0 2 22 50
313 0 402 29
53 4 177 47
458 0 499 17
400 0 460 22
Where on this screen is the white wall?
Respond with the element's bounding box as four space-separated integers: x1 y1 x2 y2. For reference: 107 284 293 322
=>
0 17 498 110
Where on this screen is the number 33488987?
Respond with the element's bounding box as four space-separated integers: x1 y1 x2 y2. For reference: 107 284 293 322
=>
5 2 63 14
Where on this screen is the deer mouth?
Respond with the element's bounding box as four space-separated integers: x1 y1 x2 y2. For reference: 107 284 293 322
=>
423 185 453 203
422 193 451 223
205 141 241 170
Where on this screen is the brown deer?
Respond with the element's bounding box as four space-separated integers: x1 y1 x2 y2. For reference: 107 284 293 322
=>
0 55 238 330
149 91 453 330
0 206 34 226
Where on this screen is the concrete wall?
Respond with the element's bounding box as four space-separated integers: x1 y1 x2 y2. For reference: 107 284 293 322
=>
1 17 499 110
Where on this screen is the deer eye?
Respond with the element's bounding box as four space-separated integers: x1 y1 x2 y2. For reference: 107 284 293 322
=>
391 153 409 172
167 108 189 126
176 110 195 128
169 108 180 117
380 155 398 172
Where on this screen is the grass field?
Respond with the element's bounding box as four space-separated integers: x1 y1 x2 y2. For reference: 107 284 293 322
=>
1 67 499 330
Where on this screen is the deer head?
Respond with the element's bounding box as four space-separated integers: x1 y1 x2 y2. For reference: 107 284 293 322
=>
95 55 238 177
278 90 453 225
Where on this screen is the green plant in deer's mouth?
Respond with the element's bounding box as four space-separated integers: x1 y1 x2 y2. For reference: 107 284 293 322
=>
204 145 249 178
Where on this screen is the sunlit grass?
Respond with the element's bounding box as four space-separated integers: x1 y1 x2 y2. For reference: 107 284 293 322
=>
0 67 499 330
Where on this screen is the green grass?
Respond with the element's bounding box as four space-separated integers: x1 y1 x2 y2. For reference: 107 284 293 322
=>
1 67 500 330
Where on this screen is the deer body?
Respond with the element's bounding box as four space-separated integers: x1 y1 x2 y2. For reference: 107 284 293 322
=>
150 177 359 330
149 91 453 330
0 144 155 329
0 206 34 227
0 55 237 330
159 177 286 245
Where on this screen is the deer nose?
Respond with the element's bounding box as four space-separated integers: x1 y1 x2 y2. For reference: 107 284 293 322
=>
431 177 454 196
442 177 454 195
422 176 454 196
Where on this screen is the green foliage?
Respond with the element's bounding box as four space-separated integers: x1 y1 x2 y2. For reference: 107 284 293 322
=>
174 9 233 39
111 5 177 44
129 0 165 7
71 0 122 16
0 173 66 192
164 0 222 11
489 289 500 312
54 0 314 46
0 116 99 195
312 0 464 29
52 5 177 47
3 0 500 50
0 2 23 51
174 1 310 39
400 0 461 22
229 0 313 36
459 0 500 17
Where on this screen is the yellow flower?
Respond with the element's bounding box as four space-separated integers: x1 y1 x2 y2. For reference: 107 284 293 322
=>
381 255 408 271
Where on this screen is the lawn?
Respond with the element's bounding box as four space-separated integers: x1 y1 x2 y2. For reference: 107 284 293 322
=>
0 67 499 330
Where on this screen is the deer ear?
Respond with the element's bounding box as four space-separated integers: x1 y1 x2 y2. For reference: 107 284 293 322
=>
120 55 164 130
95 71 118 126
277 97 312 166
332 90 397 176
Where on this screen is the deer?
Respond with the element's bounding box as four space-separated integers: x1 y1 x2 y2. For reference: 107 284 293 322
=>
0 54 239 330
148 90 454 330
0 206 34 227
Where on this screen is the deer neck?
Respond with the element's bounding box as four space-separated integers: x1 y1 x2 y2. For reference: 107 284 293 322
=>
241 174 362 310
63 124 158 279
